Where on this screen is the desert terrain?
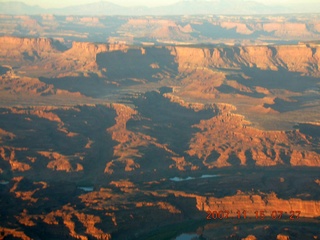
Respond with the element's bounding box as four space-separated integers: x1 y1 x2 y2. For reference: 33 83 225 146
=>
0 10 319 240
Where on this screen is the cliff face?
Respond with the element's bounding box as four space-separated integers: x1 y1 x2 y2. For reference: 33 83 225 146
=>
0 36 60 53
196 191 320 218
1 36 320 78
0 36 128 77
0 67 83 96
121 19 193 40
64 41 127 61
262 22 312 37
171 44 320 76
0 37 59 67
56 42 111 75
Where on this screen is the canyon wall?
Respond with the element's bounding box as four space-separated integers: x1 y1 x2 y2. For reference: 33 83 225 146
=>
1 36 320 77
196 192 320 218
170 44 320 75
0 36 127 77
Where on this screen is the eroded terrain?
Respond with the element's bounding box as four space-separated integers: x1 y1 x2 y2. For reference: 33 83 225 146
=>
1 14 320 45
0 14 319 240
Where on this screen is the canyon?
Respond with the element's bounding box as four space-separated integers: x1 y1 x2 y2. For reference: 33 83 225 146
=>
0 14 319 240
1 14 320 45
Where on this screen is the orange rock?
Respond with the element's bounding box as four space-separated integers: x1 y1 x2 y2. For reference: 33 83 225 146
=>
0 227 32 240
277 234 290 240
170 44 320 76
110 180 135 188
170 156 197 171
42 205 111 239
196 191 320 218
242 235 257 240
0 128 15 142
221 22 253 35
263 23 310 38
187 104 320 168
105 104 177 174
38 151 83 172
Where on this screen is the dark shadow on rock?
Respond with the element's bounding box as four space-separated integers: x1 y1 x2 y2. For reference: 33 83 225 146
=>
0 65 10 75
159 86 173 95
229 67 319 93
294 123 320 153
192 22 247 39
263 97 309 113
205 151 221 165
227 67 320 112
22 51 39 61
244 149 256 167
96 46 178 82
0 105 117 181
29 221 79 240
216 84 266 98
296 123 320 139
0 109 73 152
40 74 115 98
191 22 275 40
50 105 117 177
127 91 216 155
279 149 291 165
227 152 242 166
51 39 69 52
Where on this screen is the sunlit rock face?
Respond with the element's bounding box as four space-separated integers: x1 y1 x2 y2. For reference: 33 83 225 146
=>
0 13 319 240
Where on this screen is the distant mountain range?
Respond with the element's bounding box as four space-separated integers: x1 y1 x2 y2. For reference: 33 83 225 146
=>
1 0 320 15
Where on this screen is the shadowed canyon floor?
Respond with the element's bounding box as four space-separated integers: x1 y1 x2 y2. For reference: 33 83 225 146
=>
0 18 319 239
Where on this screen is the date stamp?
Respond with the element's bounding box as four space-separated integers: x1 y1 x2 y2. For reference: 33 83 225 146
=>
206 210 301 220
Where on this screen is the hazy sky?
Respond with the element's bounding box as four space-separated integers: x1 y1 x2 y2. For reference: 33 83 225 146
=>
1 0 317 8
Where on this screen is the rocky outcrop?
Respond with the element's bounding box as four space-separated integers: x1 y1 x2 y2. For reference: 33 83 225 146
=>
38 151 83 172
9 176 47 202
196 191 320 218
0 227 32 240
220 22 254 35
0 37 63 68
163 93 208 112
105 103 177 174
1 36 320 78
0 36 128 77
135 201 181 214
0 147 31 172
290 150 320 166
43 205 111 240
277 235 290 240
104 104 141 174
66 42 108 60
262 23 311 37
0 128 15 142
53 42 127 77
0 68 83 96
242 235 257 240
170 44 320 76
0 36 60 53
187 104 320 168
9 106 63 123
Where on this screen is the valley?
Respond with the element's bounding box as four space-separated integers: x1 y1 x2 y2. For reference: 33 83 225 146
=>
0 12 319 240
